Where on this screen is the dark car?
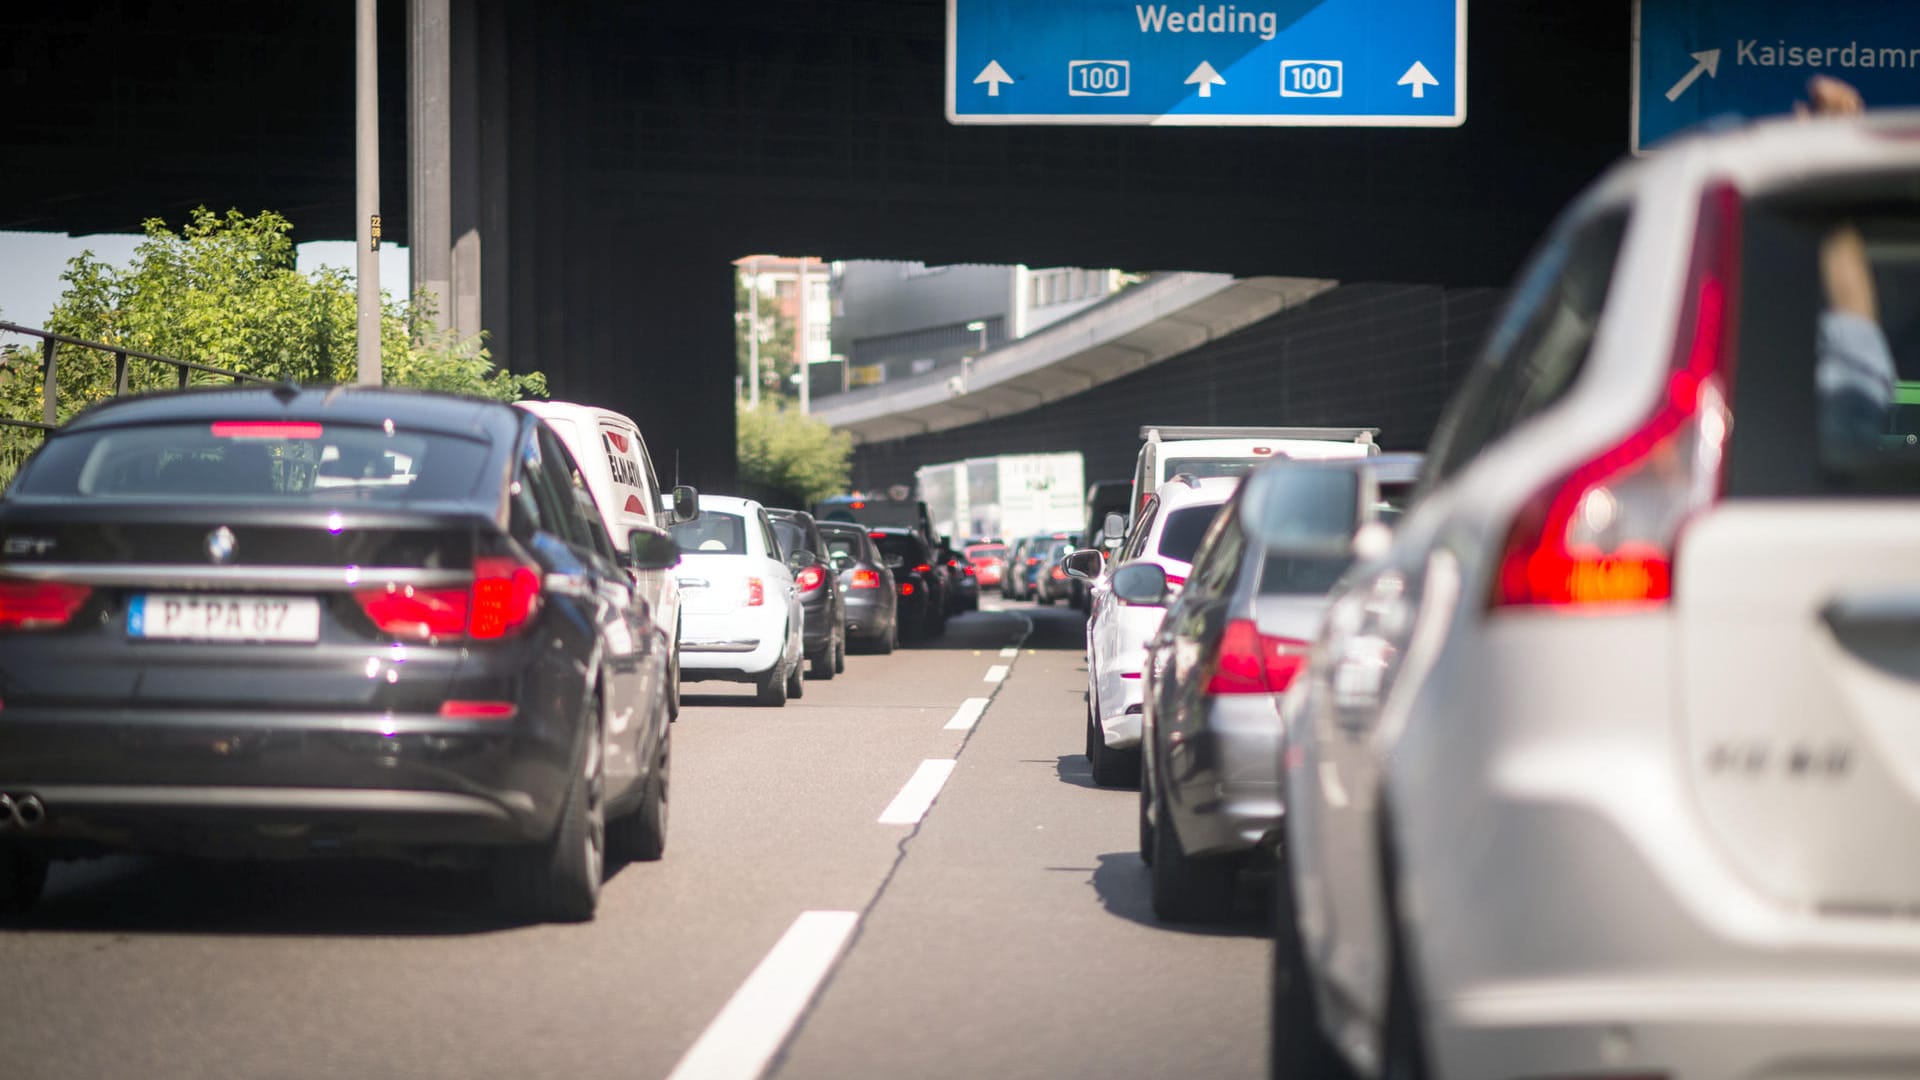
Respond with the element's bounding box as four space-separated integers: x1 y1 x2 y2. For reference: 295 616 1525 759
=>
1032 536 1080 605
812 495 937 549
0 387 679 923
866 527 945 642
937 541 979 614
817 521 897 654
767 508 846 680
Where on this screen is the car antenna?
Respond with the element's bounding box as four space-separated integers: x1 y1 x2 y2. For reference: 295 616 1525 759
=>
271 380 301 404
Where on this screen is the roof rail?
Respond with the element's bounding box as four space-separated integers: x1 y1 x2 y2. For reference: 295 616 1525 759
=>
1138 425 1380 443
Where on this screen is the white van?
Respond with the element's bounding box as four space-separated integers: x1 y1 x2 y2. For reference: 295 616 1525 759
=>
517 400 693 716
1128 425 1379 523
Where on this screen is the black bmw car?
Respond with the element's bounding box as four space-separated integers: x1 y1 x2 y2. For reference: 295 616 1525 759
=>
767 507 846 680
866 527 946 643
0 387 679 922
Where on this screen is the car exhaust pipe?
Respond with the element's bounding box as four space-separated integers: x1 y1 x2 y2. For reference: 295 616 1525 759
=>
13 795 45 831
0 793 15 831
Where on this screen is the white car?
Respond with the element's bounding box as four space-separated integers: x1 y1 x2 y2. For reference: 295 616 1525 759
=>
1273 111 1920 1080
1129 425 1378 524
1072 475 1239 787
517 400 692 717
667 495 804 707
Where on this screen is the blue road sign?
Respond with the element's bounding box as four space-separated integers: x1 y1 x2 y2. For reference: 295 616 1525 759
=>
1635 0 1920 152
946 0 1465 126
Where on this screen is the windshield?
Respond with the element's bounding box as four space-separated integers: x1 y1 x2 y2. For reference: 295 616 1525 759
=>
670 511 748 555
1162 456 1265 481
872 534 928 564
10 421 489 503
770 519 810 560
1156 504 1224 563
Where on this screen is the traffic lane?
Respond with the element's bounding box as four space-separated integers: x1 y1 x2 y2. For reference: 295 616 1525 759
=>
0 609 1030 1080
776 605 1269 1080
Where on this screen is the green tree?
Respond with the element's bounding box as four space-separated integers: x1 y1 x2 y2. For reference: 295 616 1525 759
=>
735 402 852 506
0 207 546 478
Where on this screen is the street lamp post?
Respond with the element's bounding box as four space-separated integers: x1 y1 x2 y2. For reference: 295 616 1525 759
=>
965 319 988 355
355 0 381 385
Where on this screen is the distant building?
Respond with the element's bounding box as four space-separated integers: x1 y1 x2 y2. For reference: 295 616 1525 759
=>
827 261 1127 394
735 256 833 399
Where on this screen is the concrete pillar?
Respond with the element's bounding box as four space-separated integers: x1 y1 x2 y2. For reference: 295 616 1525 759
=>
408 0 452 332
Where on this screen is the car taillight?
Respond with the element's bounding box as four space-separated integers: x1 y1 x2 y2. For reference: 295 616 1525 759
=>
964 565 977 576
469 555 543 639
1204 619 1310 695
745 577 765 606
1050 566 1066 580
438 700 517 720
0 578 92 631
796 565 826 591
1494 184 1741 610
900 581 915 596
851 569 880 589
211 421 324 439
914 563 933 573
356 582 469 639
1164 574 1187 588
1026 557 1041 566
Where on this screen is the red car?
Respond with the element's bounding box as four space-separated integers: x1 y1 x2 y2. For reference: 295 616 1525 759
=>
964 542 1007 588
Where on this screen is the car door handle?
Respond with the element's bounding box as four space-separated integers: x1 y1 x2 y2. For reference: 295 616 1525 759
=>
677 577 710 589
1822 589 1920 631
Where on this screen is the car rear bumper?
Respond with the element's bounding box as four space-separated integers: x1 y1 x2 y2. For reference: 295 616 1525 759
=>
842 591 892 639
680 607 786 676
1164 693 1284 858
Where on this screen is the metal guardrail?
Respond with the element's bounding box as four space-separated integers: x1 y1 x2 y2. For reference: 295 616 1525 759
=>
0 321 277 442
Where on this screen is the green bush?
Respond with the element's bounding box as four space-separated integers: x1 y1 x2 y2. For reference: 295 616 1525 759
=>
735 402 852 507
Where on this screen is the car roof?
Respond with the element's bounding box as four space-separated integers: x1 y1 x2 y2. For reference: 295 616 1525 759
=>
61 385 521 443
1152 475 1240 508
766 507 814 522
513 399 638 429
695 494 761 514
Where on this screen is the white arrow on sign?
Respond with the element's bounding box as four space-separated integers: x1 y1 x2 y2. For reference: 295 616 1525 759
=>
1185 60 1226 98
1664 48 1722 102
974 60 1013 97
1397 60 1438 98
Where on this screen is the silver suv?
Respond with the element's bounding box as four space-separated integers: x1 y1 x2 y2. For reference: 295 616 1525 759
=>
1274 111 1920 1079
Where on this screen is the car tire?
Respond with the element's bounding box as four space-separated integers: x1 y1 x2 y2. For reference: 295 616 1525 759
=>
1137 779 1155 866
755 659 788 707
492 707 605 923
0 847 50 915
786 651 805 699
875 621 895 655
1150 791 1238 923
1037 590 1055 606
834 631 846 674
666 638 682 723
1085 702 1141 788
1380 817 1432 1080
807 643 834 680
1270 838 1356 1080
612 726 669 863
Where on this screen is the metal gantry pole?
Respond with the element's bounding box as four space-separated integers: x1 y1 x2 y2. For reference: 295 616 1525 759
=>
796 258 810 415
355 0 383 385
747 258 761 409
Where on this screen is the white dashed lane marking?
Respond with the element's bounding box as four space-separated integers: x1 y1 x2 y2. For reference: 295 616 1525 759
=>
944 697 990 732
983 665 1009 683
878 759 958 825
664 910 861 1080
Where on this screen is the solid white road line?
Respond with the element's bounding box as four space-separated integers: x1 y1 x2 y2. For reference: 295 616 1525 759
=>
664 909 861 1080
983 665 1009 683
998 646 1019 658
878 759 957 825
944 697 990 732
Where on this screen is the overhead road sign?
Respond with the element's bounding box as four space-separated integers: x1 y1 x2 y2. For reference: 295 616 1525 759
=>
946 0 1466 127
1634 0 1920 152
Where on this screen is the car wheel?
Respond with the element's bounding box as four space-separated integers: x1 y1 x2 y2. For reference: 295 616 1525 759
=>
1271 837 1356 1080
786 651 805 699
0 846 50 915
1150 791 1238 923
612 725 669 863
666 638 682 722
1380 820 1431 1080
1037 590 1055 606
755 658 788 707
1086 701 1141 788
807 642 834 680
1138 778 1155 866
492 705 605 923
833 631 846 674
875 621 896 655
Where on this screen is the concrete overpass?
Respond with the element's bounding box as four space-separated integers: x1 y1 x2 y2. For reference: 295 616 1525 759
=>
2 2 1631 489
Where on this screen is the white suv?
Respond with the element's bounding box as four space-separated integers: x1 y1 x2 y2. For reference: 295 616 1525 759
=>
1130 425 1377 525
1077 476 1239 787
1274 111 1920 1080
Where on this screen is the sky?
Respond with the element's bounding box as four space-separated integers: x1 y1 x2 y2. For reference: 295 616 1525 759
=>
0 232 412 329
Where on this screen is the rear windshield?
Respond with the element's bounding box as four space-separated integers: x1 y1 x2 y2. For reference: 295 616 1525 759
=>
671 511 748 555
1157 504 1224 563
821 531 866 564
1163 456 1264 481
9 421 489 503
966 545 1006 559
872 534 928 564
1259 553 1353 595
770 519 810 560
1730 180 1920 496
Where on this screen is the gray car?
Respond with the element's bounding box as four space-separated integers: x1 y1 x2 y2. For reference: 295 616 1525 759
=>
1130 456 1415 923
818 521 897 654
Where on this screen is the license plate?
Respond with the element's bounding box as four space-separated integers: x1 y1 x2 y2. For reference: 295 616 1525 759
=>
128 594 322 643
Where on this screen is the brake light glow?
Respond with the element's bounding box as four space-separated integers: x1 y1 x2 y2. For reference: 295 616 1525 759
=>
851 569 881 589
900 582 915 596
356 582 469 639
964 565 977 576
1165 574 1187 588
211 421 324 439
438 700 518 720
1026 558 1041 566
1494 184 1741 610
796 565 826 591
914 563 933 574
469 555 543 639
1204 619 1309 695
1050 566 1067 580
745 577 765 606
0 578 92 631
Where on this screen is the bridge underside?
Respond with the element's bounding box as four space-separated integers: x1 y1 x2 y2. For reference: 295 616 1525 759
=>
3 2 1629 490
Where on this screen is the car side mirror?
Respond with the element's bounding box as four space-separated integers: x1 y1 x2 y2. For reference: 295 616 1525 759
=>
1103 512 1127 540
1352 521 1393 563
627 525 681 570
787 548 819 570
1108 561 1169 606
672 485 699 524
1062 548 1105 581
884 554 905 569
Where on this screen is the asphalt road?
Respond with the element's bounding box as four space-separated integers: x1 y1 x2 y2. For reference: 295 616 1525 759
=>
0 600 1270 1080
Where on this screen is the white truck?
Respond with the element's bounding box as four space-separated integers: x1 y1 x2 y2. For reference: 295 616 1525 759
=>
916 452 1085 543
